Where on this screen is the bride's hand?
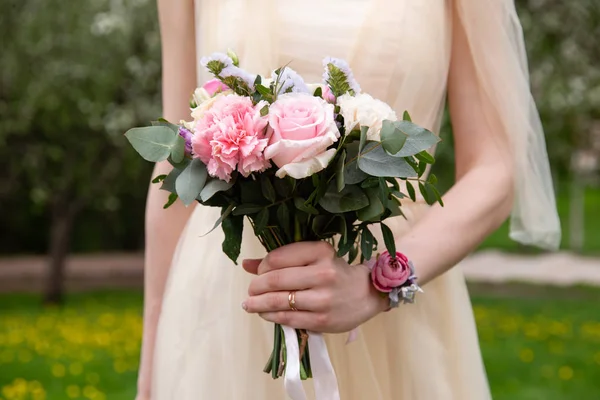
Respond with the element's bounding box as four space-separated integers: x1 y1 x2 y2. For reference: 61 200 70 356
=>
242 242 388 333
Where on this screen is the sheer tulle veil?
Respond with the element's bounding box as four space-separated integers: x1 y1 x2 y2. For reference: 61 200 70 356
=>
196 0 561 250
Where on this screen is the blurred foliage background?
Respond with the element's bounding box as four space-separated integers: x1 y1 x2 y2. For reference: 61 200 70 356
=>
1 0 599 399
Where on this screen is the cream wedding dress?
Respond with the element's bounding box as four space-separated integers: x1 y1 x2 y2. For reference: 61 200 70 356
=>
151 0 560 399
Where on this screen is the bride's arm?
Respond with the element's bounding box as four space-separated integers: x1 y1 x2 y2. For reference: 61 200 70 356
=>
136 0 197 398
396 10 513 285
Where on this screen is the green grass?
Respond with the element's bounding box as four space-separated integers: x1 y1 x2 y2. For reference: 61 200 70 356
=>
1 290 599 399
480 185 600 254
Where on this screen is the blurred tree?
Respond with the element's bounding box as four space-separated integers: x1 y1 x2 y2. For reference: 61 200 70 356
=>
0 0 160 302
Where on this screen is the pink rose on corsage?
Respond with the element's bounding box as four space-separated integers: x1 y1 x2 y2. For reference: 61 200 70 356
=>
264 93 340 179
368 251 412 293
192 95 270 182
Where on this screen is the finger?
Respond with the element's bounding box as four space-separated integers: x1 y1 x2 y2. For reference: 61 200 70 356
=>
248 266 323 296
259 311 330 332
243 290 324 313
242 258 262 275
258 241 335 275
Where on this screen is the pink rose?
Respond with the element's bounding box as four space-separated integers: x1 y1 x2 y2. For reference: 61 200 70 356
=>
203 78 229 97
191 95 270 182
368 251 412 293
264 93 340 179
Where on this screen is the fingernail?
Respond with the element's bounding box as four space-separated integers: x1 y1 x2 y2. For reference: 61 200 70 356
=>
241 301 248 311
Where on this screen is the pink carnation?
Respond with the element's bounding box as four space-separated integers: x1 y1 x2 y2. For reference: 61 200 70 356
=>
191 95 270 182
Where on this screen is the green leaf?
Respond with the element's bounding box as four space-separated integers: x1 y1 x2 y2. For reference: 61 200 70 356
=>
163 192 178 209
202 204 235 236
429 184 444 206
311 215 343 238
256 84 271 97
152 118 179 133
337 229 357 257
348 243 359 264
260 105 269 117
313 86 323 98
170 134 186 164
360 227 374 261
417 160 427 177
406 181 416 202
415 150 435 164
261 176 277 203
343 142 369 184
253 208 269 235
357 142 416 178
388 121 440 157
378 178 389 209
152 174 167 184
402 111 412 122
357 188 385 222
318 182 369 213
199 179 234 202
359 125 369 154
418 182 431 204
380 223 396 256
336 150 346 193
125 126 178 162
274 176 294 197
428 174 438 185
222 214 244 264
160 168 182 193
293 197 319 215
360 177 379 189
380 119 408 155
277 203 292 241
233 204 265 216
175 158 208 206
386 177 400 192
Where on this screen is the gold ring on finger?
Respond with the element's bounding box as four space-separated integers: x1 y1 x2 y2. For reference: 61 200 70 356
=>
288 291 298 311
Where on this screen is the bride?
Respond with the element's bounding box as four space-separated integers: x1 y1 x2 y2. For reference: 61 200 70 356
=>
136 0 560 399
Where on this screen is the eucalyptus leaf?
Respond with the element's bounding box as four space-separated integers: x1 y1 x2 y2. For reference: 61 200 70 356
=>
357 142 416 178
357 188 385 222
318 182 369 213
343 142 369 184
380 119 408 155
160 168 182 193
380 223 396 256
222 214 244 264
201 204 234 236
175 158 208 206
199 179 234 202
153 118 179 133
337 229 357 258
125 126 178 162
311 215 343 238
170 135 186 164
388 121 440 157
336 150 346 193
359 125 369 154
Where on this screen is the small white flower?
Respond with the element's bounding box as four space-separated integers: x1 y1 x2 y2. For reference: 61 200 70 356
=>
337 93 397 140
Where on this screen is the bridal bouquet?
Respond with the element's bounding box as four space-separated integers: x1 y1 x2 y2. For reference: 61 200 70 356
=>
125 51 441 383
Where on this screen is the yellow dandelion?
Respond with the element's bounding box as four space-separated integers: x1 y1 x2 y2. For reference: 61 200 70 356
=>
519 348 534 363
66 385 81 399
51 363 66 378
558 366 574 380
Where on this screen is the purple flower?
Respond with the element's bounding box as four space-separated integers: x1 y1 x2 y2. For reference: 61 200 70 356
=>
200 53 234 76
322 57 361 94
273 67 309 94
178 126 193 156
220 66 256 90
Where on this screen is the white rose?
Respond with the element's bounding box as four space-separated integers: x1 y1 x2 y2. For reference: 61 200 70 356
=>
337 93 397 140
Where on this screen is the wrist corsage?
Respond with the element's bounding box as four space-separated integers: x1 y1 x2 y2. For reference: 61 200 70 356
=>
366 251 423 308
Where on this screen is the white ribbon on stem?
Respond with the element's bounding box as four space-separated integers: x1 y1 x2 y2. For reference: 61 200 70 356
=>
282 325 341 400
